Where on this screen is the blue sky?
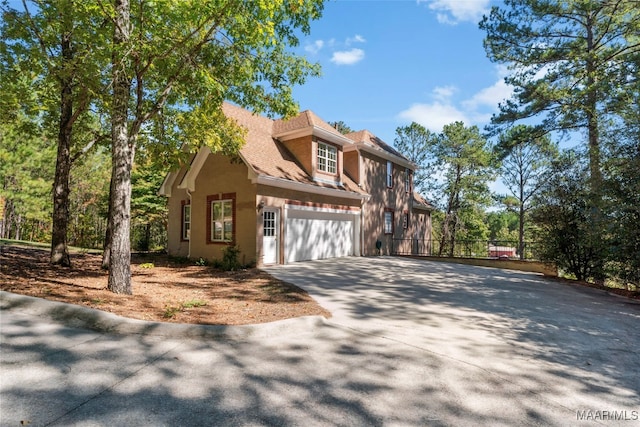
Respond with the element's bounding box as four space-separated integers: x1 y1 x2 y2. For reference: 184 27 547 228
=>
291 0 509 146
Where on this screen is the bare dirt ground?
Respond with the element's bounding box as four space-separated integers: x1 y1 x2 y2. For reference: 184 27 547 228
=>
0 245 330 325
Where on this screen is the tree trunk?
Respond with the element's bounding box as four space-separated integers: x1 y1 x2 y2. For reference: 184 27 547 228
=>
50 21 73 267
519 178 525 261
107 0 133 294
102 175 113 269
585 17 605 284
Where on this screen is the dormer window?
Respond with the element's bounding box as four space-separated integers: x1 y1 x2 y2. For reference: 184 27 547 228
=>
317 142 337 174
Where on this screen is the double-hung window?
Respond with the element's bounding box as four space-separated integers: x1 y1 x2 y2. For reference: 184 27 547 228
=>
182 203 191 241
386 161 393 188
405 168 411 193
384 209 394 235
207 196 235 243
317 142 337 174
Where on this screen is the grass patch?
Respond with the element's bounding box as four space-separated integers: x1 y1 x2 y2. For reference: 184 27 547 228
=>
182 299 207 309
163 305 182 319
163 299 208 318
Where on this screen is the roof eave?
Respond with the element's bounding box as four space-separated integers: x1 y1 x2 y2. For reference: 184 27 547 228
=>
158 171 178 197
275 126 354 147
345 142 416 169
255 174 369 201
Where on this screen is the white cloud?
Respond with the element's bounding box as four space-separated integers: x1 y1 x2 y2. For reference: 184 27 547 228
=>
398 67 514 131
304 40 324 54
331 48 365 66
346 34 366 45
419 0 490 25
462 79 512 111
433 85 458 101
398 102 469 132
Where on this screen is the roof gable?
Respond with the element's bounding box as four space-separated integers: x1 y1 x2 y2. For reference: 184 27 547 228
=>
225 103 366 197
345 130 416 169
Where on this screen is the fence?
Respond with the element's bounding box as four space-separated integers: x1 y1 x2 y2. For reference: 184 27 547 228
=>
392 239 542 261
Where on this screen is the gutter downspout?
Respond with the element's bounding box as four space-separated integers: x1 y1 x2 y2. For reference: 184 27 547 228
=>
186 188 192 259
360 196 365 256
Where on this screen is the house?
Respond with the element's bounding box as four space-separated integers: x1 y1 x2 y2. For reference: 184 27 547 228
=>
159 102 433 266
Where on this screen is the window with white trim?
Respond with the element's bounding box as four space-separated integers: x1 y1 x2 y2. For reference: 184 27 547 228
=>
182 204 191 240
384 210 394 234
317 142 337 174
405 168 411 193
211 199 233 242
386 161 393 188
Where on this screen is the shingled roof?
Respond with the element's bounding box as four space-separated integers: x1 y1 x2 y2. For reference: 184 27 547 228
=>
222 103 365 196
412 192 435 211
345 129 415 169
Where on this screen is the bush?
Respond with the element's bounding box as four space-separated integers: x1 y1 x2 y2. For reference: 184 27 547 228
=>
220 245 242 271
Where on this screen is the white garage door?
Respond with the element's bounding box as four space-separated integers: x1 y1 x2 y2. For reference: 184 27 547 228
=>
285 206 359 263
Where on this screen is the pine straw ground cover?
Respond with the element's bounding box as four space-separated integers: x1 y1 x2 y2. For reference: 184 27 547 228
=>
0 245 330 325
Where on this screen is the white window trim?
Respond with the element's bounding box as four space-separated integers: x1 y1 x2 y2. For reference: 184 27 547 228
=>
182 204 191 241
384 210 394 234
387 161 393 188
405 168 411 193
317 142 337 174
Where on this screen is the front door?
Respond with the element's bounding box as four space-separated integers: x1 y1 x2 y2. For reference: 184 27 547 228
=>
262 209 278 264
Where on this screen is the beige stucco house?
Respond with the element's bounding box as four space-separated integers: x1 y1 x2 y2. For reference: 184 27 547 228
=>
159 102 433 266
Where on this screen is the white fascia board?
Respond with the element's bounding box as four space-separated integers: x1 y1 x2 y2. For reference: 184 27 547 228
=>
177 147 211 191
275 126 354 147
256 175 369 201
158 171 178 197
344 142 416 170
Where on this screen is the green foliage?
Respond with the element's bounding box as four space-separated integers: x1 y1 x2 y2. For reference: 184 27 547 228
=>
0 115 55 241
328 121 353 135
494 125 558 258
131 149 168 252
481 0 640 216
163 299 207 318
603 124 640 288
195 257 208 266
214 245 243 271
67 147 110 249
435 122 495 255
532 151 607 281
393 122 439 193
182 299 207 309
162 305 181 319
486 210 519 242
481 0 639 134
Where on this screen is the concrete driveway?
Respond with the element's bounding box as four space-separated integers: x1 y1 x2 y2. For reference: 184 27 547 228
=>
1 256 639 426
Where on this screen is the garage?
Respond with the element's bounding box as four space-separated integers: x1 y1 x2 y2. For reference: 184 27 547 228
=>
284 205 360 263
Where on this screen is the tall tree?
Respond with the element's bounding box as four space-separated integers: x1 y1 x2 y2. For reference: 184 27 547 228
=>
1 0 109 265
481 0 639 204
103 0 324 294
494 125 557 259
481 0 639 280
393 122 439 193
424 122 495 256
